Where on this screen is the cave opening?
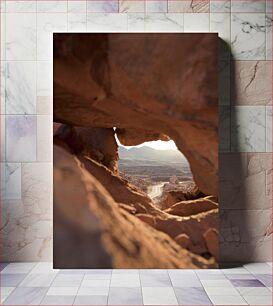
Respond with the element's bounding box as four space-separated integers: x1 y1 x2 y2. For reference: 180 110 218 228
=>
116 135 206 209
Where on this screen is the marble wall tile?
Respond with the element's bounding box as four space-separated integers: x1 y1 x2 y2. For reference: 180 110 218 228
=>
1 63 6 113
219 60 230 105
231 106 266 152
220 153 272 210
22 162 52 218
266 106 272 152
231 13 266 60
220 209 272 262
1 162 21 199
266 13 272 60
6 61 36 114
37 61 52 115
146 0 167 13
37 61 52 99
37 1 67 13
37 115 52 162
68 0 87 13
119 0 144 13
6 1 37 13
6 115 36 162
0 198 52 262
184 13 209 32
87 0 118 13
1 13 6 60
68 13 87 31
168 0 209 13
144 13 183 32
0 115 5 161
128 13 145 31
87 13 127 31
231 61 272 105
210 0 231 13
219 106 230 152
231 0 266 13
210 13 231 59
6 13 36 60
266 0 272 12
0 0 6 12
37 13 68 61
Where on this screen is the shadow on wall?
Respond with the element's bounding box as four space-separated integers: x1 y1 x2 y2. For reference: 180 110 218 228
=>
219 38 271 266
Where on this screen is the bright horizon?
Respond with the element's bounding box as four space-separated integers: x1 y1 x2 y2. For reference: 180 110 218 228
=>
115 136 178 151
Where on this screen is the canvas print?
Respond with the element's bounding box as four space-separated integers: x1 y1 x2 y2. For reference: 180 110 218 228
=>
53 33 219 269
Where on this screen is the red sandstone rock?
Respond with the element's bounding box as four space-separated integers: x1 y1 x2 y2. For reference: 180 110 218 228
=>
175 234 190 249
54 125 119 174
203 228 219 261
54 145 215 268
53 33 218 196
164 198 218 217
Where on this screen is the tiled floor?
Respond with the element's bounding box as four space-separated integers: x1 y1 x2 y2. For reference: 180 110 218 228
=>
0 262 272 305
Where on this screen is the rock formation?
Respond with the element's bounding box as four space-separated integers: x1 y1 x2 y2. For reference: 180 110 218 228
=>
54 145 215 268
164 197 218 217
53 33 219 268
53 33 218 196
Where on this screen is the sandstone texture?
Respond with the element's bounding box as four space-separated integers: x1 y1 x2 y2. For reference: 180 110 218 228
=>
53 34 219 268
54 145 215 268
54 33 218 196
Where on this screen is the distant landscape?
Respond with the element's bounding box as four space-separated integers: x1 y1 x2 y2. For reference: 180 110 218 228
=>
118 146 193 183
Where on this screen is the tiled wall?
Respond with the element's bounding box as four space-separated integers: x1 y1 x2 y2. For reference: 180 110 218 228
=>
0 0 272 262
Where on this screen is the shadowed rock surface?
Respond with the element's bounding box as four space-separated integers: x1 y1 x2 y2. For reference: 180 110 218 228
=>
53 33 218 196
54 145 216 268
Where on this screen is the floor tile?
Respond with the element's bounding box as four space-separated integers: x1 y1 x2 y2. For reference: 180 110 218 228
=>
244 263 272 274
1 263 36 274
85 269 112 275
237 286 272 296
77 287 109 296
1 274 27 287
51 274 84 287
108 287 143 305
29 263 59 274
0 287 15 303
0 263 9 271
82 279 110 287
3 287 48 305
140 273 171 287
83 273 111 280
46 287 78 296
174 287 212 305
19 273 56 287
74 295 108 305
204 286 240 296
196 271 227 280
110 274 140 287
169 270 201 287
142 287 178 305
208 295 247 305
112 269 139 274
41 295 75 305
254 274 273 287
59 269 91 274
243 295 272 305
225 274 256 280
230 279 265 287
201 279 233 287
221 267 251 275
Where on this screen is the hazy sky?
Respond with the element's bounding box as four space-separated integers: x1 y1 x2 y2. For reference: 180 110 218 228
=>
116 136 178 151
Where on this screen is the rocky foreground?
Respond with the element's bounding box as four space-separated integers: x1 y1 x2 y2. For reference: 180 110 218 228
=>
54 125 218 269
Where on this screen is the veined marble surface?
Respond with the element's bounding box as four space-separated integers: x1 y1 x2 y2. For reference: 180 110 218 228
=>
0 1 272 262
